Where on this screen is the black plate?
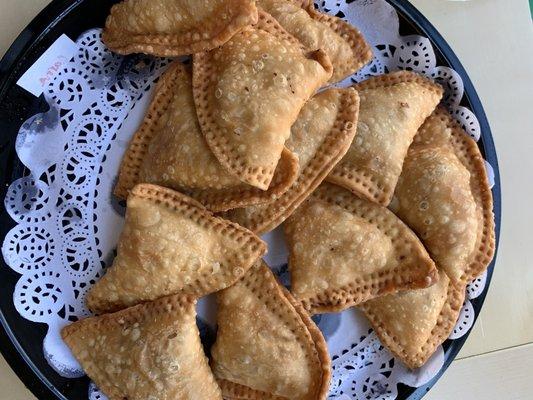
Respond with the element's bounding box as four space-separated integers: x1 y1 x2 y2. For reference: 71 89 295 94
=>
0 1 501 399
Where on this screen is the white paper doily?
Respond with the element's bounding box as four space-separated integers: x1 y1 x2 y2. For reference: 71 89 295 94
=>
2 1 495 399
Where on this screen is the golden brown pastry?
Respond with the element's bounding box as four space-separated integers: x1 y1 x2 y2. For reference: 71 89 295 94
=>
257 0 372 82
102 0 258 56
390 107 495 285
114 62 299 212
225 87 360 234
62 295 222 400
284 183 438 314
86 184 266 314
328 71 444 206
212 261 331 400
361 270 465 369
361 108 494 369
193 10 333 190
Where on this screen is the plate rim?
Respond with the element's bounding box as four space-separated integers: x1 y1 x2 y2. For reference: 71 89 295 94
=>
387 1 501 398
0 1 501 399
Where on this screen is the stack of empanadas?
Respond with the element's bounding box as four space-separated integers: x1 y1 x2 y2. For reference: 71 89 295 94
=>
61 1 495 398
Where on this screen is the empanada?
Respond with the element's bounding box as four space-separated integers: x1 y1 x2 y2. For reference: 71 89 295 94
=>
87 184 266 314
102 0 258 56
360 270 465 369
115 62 299 212
328 71 444 206
62 295 222 400
212 261 331 400
390 107 495 285
284 183 438 314
257 0 372 82
193 10 333 190
225 87 360 234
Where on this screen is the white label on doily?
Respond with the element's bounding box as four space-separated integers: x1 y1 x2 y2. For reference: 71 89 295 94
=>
17 34 78 96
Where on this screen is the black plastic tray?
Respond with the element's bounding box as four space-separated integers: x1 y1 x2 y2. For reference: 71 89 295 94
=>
0 1 501 399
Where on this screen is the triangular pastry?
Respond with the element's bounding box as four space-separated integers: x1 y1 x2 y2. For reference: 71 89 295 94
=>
328 71 443 206
284 183 438 314
87 184 266 314
193 10 333 190
225 87 360 234
257 0 372 83
102 0 258 56
360 270 465 369
62 295 222 400
211 261 331 400
114 62 299 212
390 107 495 285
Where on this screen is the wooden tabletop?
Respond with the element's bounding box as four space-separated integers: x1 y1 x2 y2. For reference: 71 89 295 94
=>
1 0 532 399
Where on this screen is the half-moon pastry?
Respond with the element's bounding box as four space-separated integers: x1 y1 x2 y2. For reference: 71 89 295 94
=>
284 183 438 314
87 184 266 314
225 87 360 234
257 0 372 82
103 0 258 56
361 270 465 369
114 62 299 212
211 261 331 400
328 71 443 206
193 10 333 190
62 295 222 399
390 107 495 285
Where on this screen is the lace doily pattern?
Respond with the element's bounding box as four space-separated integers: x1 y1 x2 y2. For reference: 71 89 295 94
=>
2 29 169 377
1 1 495 399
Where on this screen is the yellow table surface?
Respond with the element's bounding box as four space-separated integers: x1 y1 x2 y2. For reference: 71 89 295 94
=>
0 0 532 399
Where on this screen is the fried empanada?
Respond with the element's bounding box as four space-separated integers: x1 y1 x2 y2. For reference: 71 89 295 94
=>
225 88 360 234
87 184 266 314
257 0 372 83
328 71 444 206
284 183 438 314
360 270 465 369
62 295 222 400
115 62 299 212
193 10 333 190
212 261 331 400
390 107 495 285
102 0 258 56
